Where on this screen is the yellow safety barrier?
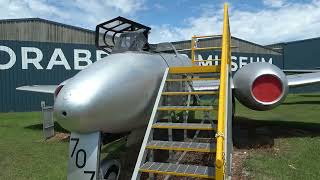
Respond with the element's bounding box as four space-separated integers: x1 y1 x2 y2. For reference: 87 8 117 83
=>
190 31 228 66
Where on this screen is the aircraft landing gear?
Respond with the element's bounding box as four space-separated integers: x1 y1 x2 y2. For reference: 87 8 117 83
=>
100 159 121 180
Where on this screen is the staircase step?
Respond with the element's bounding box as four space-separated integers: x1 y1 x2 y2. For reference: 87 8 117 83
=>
139 162 215 179
152 122 216 130
162 91 218 96
166 77 218 82
158 106 216 111
169 66 220 74
146 140 216 152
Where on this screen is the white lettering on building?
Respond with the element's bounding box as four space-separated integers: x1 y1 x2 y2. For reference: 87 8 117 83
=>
231 56 238 71
239 56 248 68
198 54 221 66
198 54 213 66
0 45 276 71
74 49 93 70
214 55 219 66
47 48 71 70
261 57 272 64
21 47 43 69
96 50 108 61
0 46 16 70
0 45 110 70
197 54 274 71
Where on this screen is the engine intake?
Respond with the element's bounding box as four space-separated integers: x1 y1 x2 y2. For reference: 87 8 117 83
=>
233 62 288 111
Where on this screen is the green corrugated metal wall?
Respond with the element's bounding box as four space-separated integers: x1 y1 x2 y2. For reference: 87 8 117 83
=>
0 40 107 112
282 38 320 93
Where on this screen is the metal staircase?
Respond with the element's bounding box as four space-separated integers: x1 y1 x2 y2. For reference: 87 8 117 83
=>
132 3 233 180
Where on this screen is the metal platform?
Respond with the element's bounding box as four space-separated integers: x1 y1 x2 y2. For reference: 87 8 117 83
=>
158 106 217 111
166 77 219 82
139 162 215 179
152 122 216 130
162 91 218 96
146 140 216 152
169 66 221 74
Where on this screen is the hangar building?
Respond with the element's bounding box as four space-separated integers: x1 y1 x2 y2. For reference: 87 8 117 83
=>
268 38 320 92
0 17 314 112
0 18 107 112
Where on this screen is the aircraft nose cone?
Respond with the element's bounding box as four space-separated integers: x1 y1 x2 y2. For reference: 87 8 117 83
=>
53 78 101 132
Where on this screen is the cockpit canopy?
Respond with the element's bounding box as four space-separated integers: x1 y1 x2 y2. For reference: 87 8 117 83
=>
95 16 178 55
112 30 148 53
95 16 151 54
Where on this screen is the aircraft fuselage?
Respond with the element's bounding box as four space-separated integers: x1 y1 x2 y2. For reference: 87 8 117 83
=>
54 51 190 133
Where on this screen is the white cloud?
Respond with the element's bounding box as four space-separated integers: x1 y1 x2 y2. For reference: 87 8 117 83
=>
149 0 320 45
0 0 67 19
104 0 145 14
263 0 286 8
154 3 165 10
2 0 320 46
0 0 145 29
149 15 223 44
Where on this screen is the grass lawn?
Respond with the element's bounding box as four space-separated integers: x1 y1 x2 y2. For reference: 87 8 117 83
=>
0 112 68 180
236 93 320 179
0 93 319 179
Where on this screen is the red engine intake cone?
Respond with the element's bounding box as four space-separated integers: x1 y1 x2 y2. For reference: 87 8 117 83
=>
252 74 282 103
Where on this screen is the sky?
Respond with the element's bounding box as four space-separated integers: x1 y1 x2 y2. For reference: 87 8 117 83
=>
0 0 320 45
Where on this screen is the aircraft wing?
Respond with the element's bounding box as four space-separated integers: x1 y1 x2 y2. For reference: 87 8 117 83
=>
287 72 320 87
192 71 320 90
16 85 58 94
283 69 320 73
192 79 234 91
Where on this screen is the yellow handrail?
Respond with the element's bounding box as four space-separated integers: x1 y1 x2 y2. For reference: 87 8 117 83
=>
216 3 231 180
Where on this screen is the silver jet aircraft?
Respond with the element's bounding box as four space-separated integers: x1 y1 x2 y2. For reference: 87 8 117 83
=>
16 16 320 179
17 17 320 134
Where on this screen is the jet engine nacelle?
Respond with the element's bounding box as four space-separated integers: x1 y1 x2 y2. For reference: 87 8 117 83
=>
233 62 288 111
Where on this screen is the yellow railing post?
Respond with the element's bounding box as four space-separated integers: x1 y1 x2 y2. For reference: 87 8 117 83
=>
216 3 231 180
191 36 195 66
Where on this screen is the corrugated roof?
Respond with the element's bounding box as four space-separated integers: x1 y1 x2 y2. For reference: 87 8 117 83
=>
268 36 320 46
0 17 95 34
172 36 281 55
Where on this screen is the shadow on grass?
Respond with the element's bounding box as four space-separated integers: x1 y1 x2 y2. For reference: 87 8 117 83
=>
233 116 320 149
282 101 320 105
299 94 320 98
24 122 69 133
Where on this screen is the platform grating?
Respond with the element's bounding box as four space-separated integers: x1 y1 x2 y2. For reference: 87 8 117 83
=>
146 140 216 152
139 162 215 179
152 122 216 130
166 77 218 82
162 91 218 96
158 106 216 111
